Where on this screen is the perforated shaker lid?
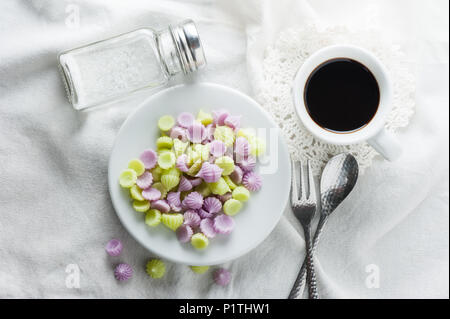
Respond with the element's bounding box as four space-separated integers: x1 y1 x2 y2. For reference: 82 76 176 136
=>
170 20 207 74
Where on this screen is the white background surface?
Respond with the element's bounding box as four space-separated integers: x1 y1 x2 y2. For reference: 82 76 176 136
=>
0 0 448 298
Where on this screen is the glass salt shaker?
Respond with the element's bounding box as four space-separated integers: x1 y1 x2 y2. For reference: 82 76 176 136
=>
58 20 206 110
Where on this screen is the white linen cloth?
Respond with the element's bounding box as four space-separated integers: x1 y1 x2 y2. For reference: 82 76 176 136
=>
0 0 448 298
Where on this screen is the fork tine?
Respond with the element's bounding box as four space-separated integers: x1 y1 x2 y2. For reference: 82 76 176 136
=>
290 159 298 203
298 161 306 201
307 160 316 202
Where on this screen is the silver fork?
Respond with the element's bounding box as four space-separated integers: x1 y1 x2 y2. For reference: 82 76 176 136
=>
288 159 319 299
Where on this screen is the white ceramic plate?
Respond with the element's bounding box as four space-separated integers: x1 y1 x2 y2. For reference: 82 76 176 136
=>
108 83 291 265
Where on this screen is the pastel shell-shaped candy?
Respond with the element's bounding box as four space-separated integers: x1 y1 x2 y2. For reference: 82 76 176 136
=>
114 263 133 281
197 110 213 125
197 208 214 219
200 218 217 238
208 177 231 196
217 192 232 203
140 149 158 169
128 159 145 176
223 199 242 216
176 224 193 243
213 126 235 147
136 171 153 189
146 259 165 279
213 214 235 235
152 182 168 199
187 122 206 143
152 199 171 213
203 196 222 214
156 136 173 150
230 166 243 184
173 139 189 157
215 156 235 176
170 126 188 142
142 187 161 201
105 239 123 257
130 184 145 201
238 156 256 172
177 112 195 128
161 174 180 191
212 109 230 126
194 182 212 198
176 154 189 172
232 186 250 202
234 137 250 158
209 140 226 157
167 192 182 212
145 209 162 227
242 171 262 192
183 210 201 227
189 177 203 187
178 176 193 192
190 265 210 274
191 233 209 250
182 191 204 210
119 169 137 188
224 115 241 131
186 160 202 177
204 124 215 142
213 268 231 286
196 162 223 183
161 213 184 231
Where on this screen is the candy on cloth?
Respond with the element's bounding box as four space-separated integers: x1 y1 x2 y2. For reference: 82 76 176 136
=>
197 208 214 219
145 209 162 227
191 233 209 250
190 265 209 274
105 239 123 257
213 214 235 235
130 184 145 201
176 224 193 243
200 218 217 238
237 156 256 172
151 166 163 182
146 259 165 279
208 177 231 195
213 268 231 286
212 109 230 126
203 196 222 214
182 191 204 210
223 175 237 190
223 199 242 216
161 174 180 191
183 210 201 227
178 176 193 192
214 156 235 176
189 177 203 187
136 171 153 189
119 169 137 188
128 158 146 176
158 115 175 131
161 213 184 231
234 137 250 158
209 140 226 157
167 192 182 212
132 200 151 212
114 263 133 281
157 151 176 169
177 112 195 128
224 115 241 131
170 126 188 142
187 122 206 143
176 154 189 172
217 192 232 203
197 110 213 125
213 126 235 147
232 186 250 202
242 171 262 192
142 187 161 201
156 136 173 150
152 199 170 213
194 182 212 198
173 139 189 157
196 162 223 183
140 149 158 169
152 182 167 199
250 137 266 157
186 160 203 177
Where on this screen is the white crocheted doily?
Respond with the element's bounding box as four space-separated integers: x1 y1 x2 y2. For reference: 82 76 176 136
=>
258 25 415 174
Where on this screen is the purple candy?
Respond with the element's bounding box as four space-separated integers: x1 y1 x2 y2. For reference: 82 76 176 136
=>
238 156 256 172
196 162 223 183
140 150 158 169
183 210 201 227
105 239 123 257
178 176 193 192
203 197 222 214
230 166 243 185
114 263 133 281
200 218 217 238
213 214 235 235
212 109 230 126
188 177 203 187
216 192 232 203
176 224 193 243
177 112 195 128
209 140 226 157
152 199 170 213
136 171 153 189
182 192 203 210
213 268 231 286
187 122 206 143
197 208 214 219
204 124 215 142
167 192 182 212
176 154 189 172
234 137 250 158
142 187 161 201
224 115 241 130
170 126 188 142
242 171 262 192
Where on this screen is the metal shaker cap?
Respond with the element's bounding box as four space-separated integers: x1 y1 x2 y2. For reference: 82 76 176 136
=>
170 19 207 74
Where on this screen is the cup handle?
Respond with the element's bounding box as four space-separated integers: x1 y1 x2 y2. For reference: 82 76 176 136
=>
368 128 402 161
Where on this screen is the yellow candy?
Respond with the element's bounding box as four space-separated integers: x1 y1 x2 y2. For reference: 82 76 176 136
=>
132 200 151 212
223 199 242 216
173 139 189 157
186 148 201 165
193 144 209 162
161 213 183 231
191 233 209 250
197 110 213 125
161 174 180 191
190 266 210 274
157 151 176 169
156 136 173 150
145 209 161 227
130 184 145 201
128 159 145 176
152 182 167 199
186 160 202 176
119 169 137 188
208 177 231 195
162 167 181 178
223 175 237 190
146 259 165 279
232 186 250 202
214 126 235 147
151 166 163 182
158 115 175 132
215 156 235 175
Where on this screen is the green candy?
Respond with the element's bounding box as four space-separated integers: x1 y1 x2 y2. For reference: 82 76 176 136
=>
145 209 162 227
158 115 175 132
157 151 175 169
197 110 213 125
223 175 237 190
146 259 165 278
190 265 210 274
223 199 242 216
215 156 235 175
161 213 183 231
130 184 145 201
191 233 209 250
132 200 151 213
128 159 145 176
119 169 137 188
161 174 180 191
156 136 173 150
152 182 167 199
232 186 250 202
208 177 231 195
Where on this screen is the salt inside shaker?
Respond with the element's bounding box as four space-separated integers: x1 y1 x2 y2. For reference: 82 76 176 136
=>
58 20 206 110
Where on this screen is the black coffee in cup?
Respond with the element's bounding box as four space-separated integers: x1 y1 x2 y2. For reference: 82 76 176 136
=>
304 58 380 132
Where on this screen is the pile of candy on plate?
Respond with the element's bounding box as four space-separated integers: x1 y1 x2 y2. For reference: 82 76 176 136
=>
118 109 265 250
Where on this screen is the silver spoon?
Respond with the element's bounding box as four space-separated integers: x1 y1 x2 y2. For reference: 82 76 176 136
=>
288 153 359 299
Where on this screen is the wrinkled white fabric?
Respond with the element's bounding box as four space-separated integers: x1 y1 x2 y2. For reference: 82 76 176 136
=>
0 0 448 298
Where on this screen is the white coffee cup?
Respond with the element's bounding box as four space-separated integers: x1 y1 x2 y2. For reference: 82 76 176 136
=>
293 45 402 161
